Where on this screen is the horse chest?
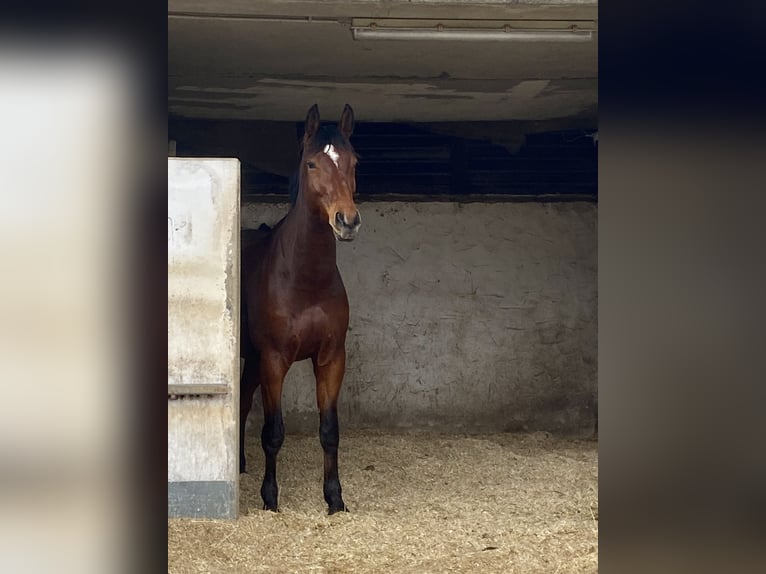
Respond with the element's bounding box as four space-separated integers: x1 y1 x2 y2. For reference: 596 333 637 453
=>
260 299 344 355
292 304 346 360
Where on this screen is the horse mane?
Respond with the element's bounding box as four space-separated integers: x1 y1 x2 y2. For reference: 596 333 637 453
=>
288 170 299 206
241 224 272 251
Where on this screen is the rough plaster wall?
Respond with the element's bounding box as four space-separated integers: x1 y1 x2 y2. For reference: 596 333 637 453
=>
242 201 596 434
168 159 240 487
168 159 240 390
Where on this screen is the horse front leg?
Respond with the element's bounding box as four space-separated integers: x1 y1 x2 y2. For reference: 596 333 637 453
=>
259 351 288 512
312 352 348 515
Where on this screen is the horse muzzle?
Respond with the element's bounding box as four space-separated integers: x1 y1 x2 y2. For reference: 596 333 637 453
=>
331 210 361 241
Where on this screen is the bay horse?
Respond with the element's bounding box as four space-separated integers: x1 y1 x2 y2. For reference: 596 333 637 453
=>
240 104 361 514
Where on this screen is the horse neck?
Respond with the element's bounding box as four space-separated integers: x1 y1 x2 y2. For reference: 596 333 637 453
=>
275 188 337 286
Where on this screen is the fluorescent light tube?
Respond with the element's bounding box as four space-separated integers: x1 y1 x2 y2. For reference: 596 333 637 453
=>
352 28 593 42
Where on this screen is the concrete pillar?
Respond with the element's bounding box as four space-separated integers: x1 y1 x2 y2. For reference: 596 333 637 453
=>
168 158 240 519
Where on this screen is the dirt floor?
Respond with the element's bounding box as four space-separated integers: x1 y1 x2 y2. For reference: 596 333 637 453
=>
168 430 598 573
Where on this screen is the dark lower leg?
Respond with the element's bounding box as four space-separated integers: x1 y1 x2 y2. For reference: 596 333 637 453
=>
258 354 287 512
239 406 248 473
239 358 259 473
260 410 284 511
319 407 346 514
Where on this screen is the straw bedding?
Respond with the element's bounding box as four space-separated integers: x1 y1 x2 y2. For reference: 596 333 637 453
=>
168 430 597 573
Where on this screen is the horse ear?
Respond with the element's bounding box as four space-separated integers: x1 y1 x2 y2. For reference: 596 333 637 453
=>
304 104 320 143
339 104 354 139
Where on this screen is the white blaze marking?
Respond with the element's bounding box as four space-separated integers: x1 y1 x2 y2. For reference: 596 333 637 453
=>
323 144 340 167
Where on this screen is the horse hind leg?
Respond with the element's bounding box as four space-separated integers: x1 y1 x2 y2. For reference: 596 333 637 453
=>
312 353 348 515
239 353 260 473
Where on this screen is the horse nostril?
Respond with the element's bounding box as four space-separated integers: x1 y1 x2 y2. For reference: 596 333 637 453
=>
335 211 360 231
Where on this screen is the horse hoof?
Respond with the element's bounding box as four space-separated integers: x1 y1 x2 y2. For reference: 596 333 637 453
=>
262 503 279 512
328 504 348 515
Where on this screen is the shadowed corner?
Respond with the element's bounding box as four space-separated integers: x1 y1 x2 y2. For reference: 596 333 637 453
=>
0 28 160 574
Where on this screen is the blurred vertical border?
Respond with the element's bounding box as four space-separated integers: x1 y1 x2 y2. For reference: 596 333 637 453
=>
599 1 766 572
0 3 167 573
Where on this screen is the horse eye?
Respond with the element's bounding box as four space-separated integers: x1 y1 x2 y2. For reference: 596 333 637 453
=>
307 161 317 169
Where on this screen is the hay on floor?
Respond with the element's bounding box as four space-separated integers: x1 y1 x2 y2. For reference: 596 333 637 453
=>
169 430 598 573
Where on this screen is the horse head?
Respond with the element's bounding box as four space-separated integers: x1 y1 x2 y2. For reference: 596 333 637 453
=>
298 104 361 241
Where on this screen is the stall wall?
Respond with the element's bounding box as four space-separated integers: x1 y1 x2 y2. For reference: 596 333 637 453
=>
242 200 596 435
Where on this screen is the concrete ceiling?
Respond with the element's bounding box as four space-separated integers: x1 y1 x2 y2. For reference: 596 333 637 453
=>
169 0 598 126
